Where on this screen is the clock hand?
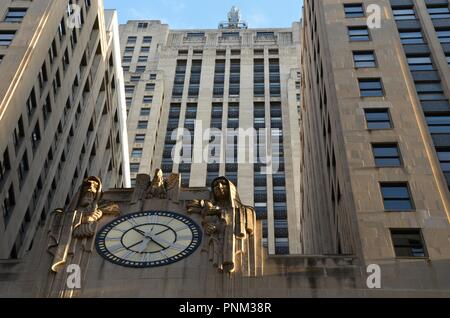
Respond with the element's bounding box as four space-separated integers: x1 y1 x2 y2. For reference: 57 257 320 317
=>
133 228 146 236
128 239 144 249
153 228 170 236
150 234 173 249
151 240 167 250
137 237 152 253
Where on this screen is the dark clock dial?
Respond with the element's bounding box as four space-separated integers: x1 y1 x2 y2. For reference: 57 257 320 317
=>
96 211 202 268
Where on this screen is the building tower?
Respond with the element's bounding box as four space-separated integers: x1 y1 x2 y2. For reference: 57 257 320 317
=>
0 0 130 259
119 9 302 255
300 0 450 266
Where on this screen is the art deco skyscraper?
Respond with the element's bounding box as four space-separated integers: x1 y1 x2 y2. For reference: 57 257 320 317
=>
119 9 303 255
300 0 450 267
0 0 130 259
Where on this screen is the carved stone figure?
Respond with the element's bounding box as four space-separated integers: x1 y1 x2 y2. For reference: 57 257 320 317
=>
72 176 103 238
146 169 167 199
187 177 256 273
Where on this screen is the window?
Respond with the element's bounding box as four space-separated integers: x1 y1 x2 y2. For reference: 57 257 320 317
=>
417 82 447 101
136 65 146 73
372 144 401 167
353 51 376 68
437 149 450 173
359 78 384 97
140 108 151 116
427 5 450 19
0 148 10 183
392 8 416 20
348 26 370 41
257 32 275 40
130 163 140 173
149 73 157 80
137 121 148 129
134 134 145 143
391 229 427 258
126 97 132 106
131 148 143 157
124 46 134 53
407 55 434 71
130 75 140 82
380 183 414 211
145 83 155 91
143 95 153 103
138 56 148 63
344 3 365 18
125 85 135 94
0 31 16 46
254 49 264 55
18 150 29 185
122 56 132 63
186 32 204 40
426 115 450 134
127 36 137 44
222 32 240 40
4 8 27 22
31 122 41 150
189 60 202 97
138 22 148 28
446 53 450 67
0 55 3 63
143 36 152 43
2 184 15 222
399 30 425 44
141 46 150 53
436 29 450 44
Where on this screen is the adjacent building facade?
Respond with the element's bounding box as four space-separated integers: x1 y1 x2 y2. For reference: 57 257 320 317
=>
119 14 303 255
0 0 130 260
300 0 450 270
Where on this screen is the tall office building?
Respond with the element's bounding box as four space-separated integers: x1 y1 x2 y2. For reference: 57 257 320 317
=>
300 0 450 268
119 9 303 255
0 1 130 259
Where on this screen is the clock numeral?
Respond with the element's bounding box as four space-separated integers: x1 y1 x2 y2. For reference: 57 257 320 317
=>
109 243 126 254
127 218 140 228
176 235 192 242
122 250 138 261
146 214 158 224
172 223 188 232
169 243 186 252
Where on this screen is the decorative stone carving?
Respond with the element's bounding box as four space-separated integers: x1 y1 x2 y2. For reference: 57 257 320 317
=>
166 173 181 202
46 176 105 273
72 176 103 239
131 174 150 204
187 177 256 273
146 169 167 199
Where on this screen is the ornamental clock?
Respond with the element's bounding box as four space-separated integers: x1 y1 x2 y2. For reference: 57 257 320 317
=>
95 211 202 268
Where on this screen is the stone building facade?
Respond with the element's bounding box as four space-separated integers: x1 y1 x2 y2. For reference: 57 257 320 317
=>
119 17 303 255
300 0 450 272
0 0 130 260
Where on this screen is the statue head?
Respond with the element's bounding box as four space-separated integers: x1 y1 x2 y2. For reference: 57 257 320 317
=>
154 168 164 180
213 180 229 200
78 176 102 208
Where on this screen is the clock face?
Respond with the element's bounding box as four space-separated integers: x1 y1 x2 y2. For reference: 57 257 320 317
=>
96 211 202 268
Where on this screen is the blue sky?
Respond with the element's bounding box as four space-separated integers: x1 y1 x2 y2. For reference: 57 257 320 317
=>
104 0 303 29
